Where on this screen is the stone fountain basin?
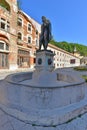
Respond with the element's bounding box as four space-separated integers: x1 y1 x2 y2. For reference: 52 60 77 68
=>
0 70 86 126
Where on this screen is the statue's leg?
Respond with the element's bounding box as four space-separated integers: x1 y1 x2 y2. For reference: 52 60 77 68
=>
39 41 41 50
44 30 48 50
44 39 48 50
43 42 46 50
45 41 48 50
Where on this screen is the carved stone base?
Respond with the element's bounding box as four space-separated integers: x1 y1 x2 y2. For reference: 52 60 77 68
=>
35 50 55 71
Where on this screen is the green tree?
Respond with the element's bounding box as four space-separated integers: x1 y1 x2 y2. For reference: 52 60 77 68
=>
50 40 87 56
0 0 10 11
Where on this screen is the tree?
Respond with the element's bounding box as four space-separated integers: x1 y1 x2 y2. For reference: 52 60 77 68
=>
50 40 87 56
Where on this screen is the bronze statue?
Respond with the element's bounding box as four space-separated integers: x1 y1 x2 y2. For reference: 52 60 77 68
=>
39 16 52 50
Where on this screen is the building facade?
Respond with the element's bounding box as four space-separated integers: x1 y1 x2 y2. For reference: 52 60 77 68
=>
48 44 80 68
0 0 80 70
0 0 40 70
0 0 18 70
17 10 40 68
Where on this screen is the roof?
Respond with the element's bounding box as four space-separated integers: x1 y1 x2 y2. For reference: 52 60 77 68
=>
18 10 41 33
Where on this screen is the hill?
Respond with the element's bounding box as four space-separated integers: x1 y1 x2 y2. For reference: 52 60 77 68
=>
50 40 87 56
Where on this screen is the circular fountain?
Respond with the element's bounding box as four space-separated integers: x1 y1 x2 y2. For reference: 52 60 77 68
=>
0 50 87 126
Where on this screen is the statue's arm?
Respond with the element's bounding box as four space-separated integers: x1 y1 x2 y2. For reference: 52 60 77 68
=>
49 22 52 40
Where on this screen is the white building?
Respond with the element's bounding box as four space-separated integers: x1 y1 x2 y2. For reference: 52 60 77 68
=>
48 44 80 68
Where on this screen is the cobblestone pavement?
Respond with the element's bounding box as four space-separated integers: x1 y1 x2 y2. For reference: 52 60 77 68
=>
0 68 34 80
0 67 87 80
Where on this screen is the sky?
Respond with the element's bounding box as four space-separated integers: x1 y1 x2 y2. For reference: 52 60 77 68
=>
20 0 87 46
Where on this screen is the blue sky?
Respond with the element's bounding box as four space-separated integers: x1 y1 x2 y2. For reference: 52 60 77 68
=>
20 0 87 46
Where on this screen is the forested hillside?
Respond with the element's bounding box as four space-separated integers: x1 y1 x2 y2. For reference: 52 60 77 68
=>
50 40 87 56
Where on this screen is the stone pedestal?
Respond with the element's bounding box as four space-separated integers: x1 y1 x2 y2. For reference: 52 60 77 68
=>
30 50 56 86
35 50 55 71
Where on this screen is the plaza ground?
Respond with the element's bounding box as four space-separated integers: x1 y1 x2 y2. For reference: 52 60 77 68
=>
0 68 34 80
1 67 87 80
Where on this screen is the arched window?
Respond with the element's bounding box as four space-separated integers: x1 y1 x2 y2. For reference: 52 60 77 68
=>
6 43 9 50
18 18 23 26
28 36 31 44
27 23 32 32
18 32 22 40
36 30 38 35
0 41 9 50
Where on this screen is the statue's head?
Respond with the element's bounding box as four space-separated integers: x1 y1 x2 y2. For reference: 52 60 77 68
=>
42 16 46 23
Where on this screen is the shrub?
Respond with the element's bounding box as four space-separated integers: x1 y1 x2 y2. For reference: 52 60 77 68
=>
74 66 87 71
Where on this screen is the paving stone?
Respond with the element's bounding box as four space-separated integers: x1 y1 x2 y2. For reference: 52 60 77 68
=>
0 113 9 127
0 122 14 130
7 116 26 130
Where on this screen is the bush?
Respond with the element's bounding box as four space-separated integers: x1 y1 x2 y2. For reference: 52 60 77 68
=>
82 75 87 82
74 66 87 71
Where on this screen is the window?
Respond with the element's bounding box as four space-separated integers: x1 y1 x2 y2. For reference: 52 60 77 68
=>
34 58 36 63
1 22 5 29
70 59 75 64
0 42 4 50
28 36 31 44
6 44 9 50
54 51 55 54
34 51 36 56
17 49 30 67
57 64 59 66
57 52 59 55
1 18 5 30
7 21 10 31
36 30 38 35
18 18 22 26
0 41 9 68
0 41 9 51
18 49 29 55
28 23 32 32
18 32 22 40
0 53 8 68
1 18 5 21
0 18 10 32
